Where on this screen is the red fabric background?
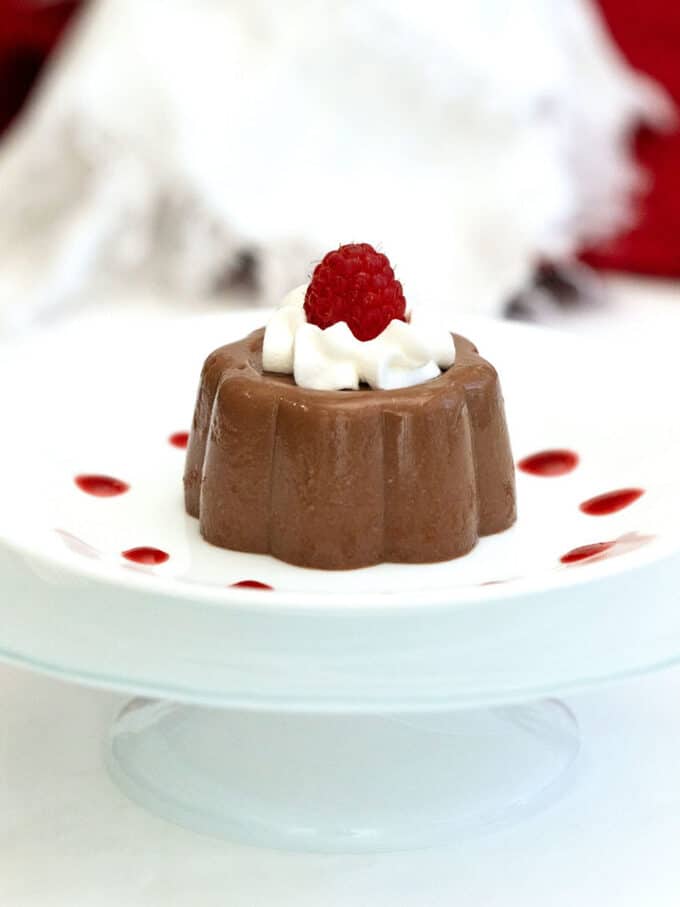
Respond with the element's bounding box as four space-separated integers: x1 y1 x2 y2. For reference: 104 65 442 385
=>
0 0 678 276
581 0 680 274
0 0 80 138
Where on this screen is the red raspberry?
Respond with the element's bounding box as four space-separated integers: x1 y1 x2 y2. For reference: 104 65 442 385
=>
304 243 407 341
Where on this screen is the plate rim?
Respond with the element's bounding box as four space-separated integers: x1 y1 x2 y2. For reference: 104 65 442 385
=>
1 311 678 616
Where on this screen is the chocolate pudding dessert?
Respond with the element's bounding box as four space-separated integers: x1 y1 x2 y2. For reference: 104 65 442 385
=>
185 244 516 569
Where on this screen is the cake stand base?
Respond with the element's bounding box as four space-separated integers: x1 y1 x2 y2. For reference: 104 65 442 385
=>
106 698 579 853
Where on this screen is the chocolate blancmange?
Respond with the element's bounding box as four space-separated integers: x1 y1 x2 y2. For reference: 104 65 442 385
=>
184 329 516 570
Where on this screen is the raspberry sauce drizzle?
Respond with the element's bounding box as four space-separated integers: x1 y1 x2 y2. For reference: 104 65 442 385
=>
75 475 130 497
518 449 579 477
230 580 273 590
122 547 170 565
560 541 615 564
580 488 644 516
169 431 190 449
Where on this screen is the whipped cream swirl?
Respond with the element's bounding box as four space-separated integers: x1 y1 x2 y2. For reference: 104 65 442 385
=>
262 285 456 391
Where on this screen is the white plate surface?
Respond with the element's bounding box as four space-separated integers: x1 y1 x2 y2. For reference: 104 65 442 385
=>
0 310 679 709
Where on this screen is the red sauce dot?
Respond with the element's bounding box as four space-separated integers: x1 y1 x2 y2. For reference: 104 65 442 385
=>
560 541 615 564
580 488 644 516
122 547 170 566
75 475 130 497
230 580 273 590
169 431 190 450
518 449 579 477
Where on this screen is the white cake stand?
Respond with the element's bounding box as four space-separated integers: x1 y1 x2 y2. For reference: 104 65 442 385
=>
1 311 679 852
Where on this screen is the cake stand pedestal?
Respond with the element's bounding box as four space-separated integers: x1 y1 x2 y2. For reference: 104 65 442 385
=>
107 698 578 852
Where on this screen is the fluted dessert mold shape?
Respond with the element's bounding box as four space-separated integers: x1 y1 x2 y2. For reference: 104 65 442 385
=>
184 330 516 569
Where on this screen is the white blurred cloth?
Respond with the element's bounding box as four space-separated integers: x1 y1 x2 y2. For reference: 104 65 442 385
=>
0 0 672 333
